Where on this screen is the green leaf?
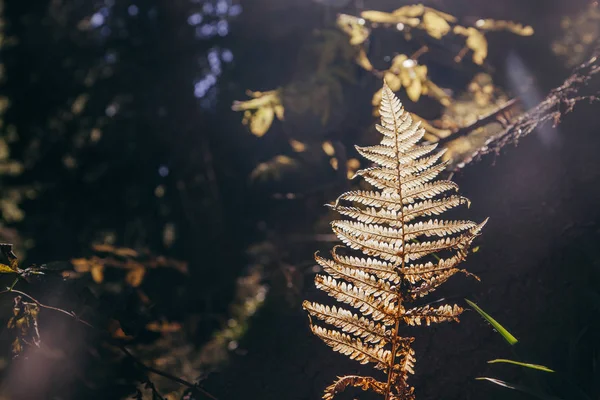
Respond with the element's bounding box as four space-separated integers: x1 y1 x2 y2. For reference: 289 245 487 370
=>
0 263 17 274
476 377 563 400
465 299 518 345
488 358 554 372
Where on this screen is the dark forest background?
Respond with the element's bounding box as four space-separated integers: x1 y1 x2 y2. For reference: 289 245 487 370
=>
0 0 598 399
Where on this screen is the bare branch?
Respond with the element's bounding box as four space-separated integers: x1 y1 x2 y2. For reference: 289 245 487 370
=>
450 46 600 171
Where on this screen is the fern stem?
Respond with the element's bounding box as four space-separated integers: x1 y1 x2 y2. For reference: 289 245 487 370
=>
384 86 410 400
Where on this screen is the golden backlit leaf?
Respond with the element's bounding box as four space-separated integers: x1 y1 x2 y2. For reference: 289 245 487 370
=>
346 159 362 179
454 26 488 65
347 158 360 170
360 10 401 24
391 4 424 18
476 19 534 36
406 79 422 102
0 262 16 274
322 141 336 156
90 263 104 283
422 7 457 23
422 11 451 39
232 89 283 137
274 104 285 120
71 258 91 272
425 81 451 106
250 106 275 137
383 71 402 92
330 157 339 170
336 14 370 45
108 319 133 340
356 48 374 71
289 139 307 152
125 266 146 287
363 9 421 27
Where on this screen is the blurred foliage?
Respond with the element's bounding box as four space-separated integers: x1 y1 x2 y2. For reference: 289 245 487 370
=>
0 0 28 256
232 89 284 137
232 3 534 182
552 1 600 68
70 244 188 288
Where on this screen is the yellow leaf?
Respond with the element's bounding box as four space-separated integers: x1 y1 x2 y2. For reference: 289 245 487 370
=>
346 158 360 170
108 319 133 340
422 11 451 39
384 72 402 91
361 10 399 24
289 139 307 152
415 65 428 80
423 7 457 22
346 158 360 179
391 4 424 18
425 81 451 106
0 263 16 274
71 258 91 272
454 26 488 65
90 264 104 283
125 267 146 287
476 19 534 36
274 104 285 120
330 157 339 170
250 106 275 137
356 48 374 71
322 141 336 156
372 88 383 107
406 79 422 102
337 14 370 45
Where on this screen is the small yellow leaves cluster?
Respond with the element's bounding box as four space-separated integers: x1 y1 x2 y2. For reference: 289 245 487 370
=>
338 4 533 69
232 89 284 137
322 141 336 156
453 26 488 65
358 5 456 39
71 244 188 287
453 20 532 65
421 11 453 39
371 55 449 109
336 14 369 46
552 2 600 67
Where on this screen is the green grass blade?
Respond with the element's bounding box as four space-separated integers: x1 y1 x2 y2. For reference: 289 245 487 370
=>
465 299 518 345
488 358 554 372
476 377 562 400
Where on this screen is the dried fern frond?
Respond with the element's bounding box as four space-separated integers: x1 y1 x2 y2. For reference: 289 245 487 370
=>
303 81 487 400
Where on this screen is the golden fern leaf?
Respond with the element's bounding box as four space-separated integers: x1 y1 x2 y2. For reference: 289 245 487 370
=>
303 81 487 400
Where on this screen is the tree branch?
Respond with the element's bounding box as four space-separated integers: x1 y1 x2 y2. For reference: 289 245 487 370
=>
449 46 600 172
